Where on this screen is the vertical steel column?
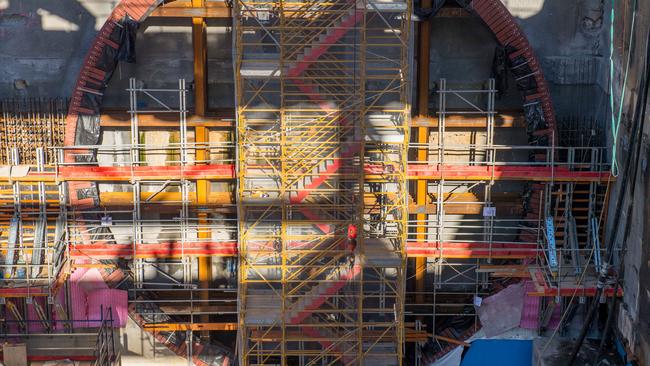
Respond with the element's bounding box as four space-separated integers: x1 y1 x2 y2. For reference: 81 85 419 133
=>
415 1 432 341
190 1 213 336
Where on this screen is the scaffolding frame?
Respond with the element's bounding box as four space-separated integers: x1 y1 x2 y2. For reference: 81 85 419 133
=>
0 146 67 302
405 79 614 362
235 0 411 364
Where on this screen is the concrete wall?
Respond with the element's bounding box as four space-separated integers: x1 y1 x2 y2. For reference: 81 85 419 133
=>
0 0 112 98
1 0 608 118
608 0 650 364
427 0 609 121
0 0 234 110
120 317 187 365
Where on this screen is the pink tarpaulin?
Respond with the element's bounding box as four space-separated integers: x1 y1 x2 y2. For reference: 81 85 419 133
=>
52 288 67 331
87 289 128 327
77 268 110 293
520 280 540 329
27 298 47 333
520 280 560 330
67 267 126 328
69 267 90 328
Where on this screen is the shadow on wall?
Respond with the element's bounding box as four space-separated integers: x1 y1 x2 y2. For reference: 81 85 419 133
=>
0 0 103 97
431 0 607 119
0 0 235 109
509 0 609 119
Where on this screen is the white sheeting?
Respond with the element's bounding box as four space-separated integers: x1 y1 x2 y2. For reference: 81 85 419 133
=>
427 345 463 366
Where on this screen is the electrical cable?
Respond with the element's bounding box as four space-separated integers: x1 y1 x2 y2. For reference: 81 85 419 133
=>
610 0 637 177
592 23 650 366
592 277 620 365
568 3 650 363
539 2 645 364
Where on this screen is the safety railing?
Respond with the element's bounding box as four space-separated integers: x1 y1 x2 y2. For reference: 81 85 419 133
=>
407 144 610 171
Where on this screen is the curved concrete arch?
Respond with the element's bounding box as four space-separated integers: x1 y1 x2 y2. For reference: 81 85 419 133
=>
63 0 163 208
62 0 558 362
466 0 557 138
62 1 233 365
462 0 558 245
64 0 162 148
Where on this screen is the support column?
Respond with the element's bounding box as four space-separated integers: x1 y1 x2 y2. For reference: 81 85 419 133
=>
192 0 208 116
192 0 211 339
415 0 432 313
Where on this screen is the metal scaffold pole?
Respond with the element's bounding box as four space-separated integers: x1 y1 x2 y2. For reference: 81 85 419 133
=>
235 0 411 363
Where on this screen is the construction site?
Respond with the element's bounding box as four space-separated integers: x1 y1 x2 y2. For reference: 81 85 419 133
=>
0 0 648 365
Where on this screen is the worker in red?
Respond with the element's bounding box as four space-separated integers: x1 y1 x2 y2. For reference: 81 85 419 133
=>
346 223 358 270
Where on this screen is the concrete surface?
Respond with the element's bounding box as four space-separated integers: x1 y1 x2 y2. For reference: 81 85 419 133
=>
533 337 624 366
0 0 234 109
0 0 607 118
607 0 650 364
119 317 187 365
3 342 27 366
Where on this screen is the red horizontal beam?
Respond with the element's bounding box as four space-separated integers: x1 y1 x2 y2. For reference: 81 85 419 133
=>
0 164 611 183
67 241 539 260
70 241 237 258
59 165 235 181
529 268 623 297
537 287 623 297
0 287 49 297
406 165 612 182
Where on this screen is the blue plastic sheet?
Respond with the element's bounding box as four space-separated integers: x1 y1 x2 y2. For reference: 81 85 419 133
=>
461 339 532 366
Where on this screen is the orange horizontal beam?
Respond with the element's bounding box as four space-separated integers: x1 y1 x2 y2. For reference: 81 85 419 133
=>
100 112 233 128
407 192 523 216
99 191 232 205
143 322 237 331
100 191 517 215
150 1 231 18
529 268 623 297
411 111 526 128
407 202 522 215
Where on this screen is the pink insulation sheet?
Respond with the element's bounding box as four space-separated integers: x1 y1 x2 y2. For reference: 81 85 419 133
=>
520 280 561 330
26 297 47 333
69 267 90 328
68 267 126 328
87 288 128 327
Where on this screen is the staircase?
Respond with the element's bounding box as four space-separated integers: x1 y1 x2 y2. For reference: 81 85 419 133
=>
286 263 361 324
287 8 363 78
244 261 361 364
237 0 409 363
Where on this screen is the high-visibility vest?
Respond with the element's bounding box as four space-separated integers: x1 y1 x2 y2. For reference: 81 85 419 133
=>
347 224 358 240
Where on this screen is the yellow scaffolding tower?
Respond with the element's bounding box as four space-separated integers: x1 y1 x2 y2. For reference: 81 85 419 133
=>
235 0 411 364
